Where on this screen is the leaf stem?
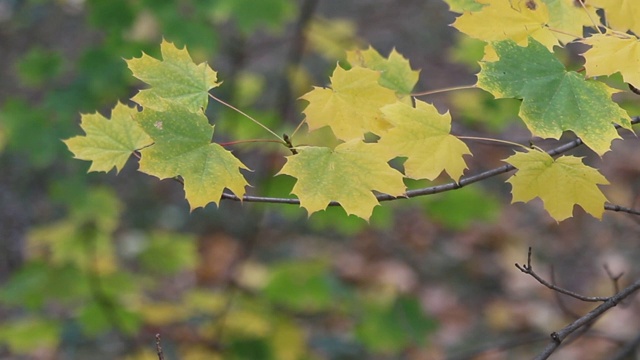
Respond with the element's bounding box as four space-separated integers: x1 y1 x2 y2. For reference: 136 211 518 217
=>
290 117 307 139
412 84 476 97
458 136 529 150
218 139 286 147
209 93 284 142
546 27 584 40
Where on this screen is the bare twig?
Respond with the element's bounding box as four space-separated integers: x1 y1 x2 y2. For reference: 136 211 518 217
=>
534 278 640 360
155 333 164 360
515 247 609 302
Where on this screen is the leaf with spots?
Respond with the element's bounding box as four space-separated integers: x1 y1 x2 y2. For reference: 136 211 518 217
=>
477 38 632 155
64 103 152 173
505 149 609 221
277 140 406 220
378 100 471 181
299 66 398 141
126 39 220 112
452 0 559 50
134 103 250 210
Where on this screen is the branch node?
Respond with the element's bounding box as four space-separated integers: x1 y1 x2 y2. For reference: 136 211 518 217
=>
550 332 561 343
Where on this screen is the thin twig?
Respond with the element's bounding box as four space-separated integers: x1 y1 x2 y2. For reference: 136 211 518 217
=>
219 117 640 218
515 247 610 302
155 333 164 360
534 278 640 360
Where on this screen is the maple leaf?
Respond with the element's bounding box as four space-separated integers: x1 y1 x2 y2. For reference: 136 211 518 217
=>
477 38 632 156
542 0 599 43
64 102 152 173
452 0 559 50
299 66 398 141
505 149 609 221
126 39 220 112
346 47 420 97
590 0 640 35
378 100 471 181
277 140 406 220
581 33 640 89
444 0 485 13
134 104 249 210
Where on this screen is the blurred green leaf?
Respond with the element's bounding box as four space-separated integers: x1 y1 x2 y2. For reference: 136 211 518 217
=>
0 262 88 309
16 47 63 87
424 186 501 230
138 232 197 274
0 98 65 167
356 295 437 353
210 0 296 34
0 318 60 354
77 301 142 336
264 261 338 312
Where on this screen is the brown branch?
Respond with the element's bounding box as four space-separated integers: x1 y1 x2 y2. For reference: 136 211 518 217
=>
155 333 164 360
515 248 640 359
515 247 609 302
534 278 640 360
219 117 640 217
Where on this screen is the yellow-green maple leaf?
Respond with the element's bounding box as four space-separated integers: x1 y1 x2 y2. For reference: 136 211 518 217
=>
277 140 406 219
134 104 249 210
346 47 420 97
126 39 220 112
452 0 559 50
590 0 640 35
505 149 609 221
64 102 152 173
299 66 398 141
542 0 599 43
581 33 640 89
378 100 471 181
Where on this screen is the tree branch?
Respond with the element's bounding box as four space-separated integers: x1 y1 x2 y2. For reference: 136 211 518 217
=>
516 247 640 360
220 117 640 216
515 247 610 302
534 278 640 360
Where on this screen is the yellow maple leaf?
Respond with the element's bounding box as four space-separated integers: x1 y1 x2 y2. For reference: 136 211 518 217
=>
452 0 559 50
590 0 640 35
277 140 406 220
378 100 471 181
581 32 640 89
299 66 398 141
543 0 599 43
505 149 609 221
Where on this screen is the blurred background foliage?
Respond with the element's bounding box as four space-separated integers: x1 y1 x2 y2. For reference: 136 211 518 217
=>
1 0 640 359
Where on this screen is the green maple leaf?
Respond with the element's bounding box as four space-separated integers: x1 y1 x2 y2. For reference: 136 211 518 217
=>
346 47 420 97
277 140 406 220
505 149 609 221
64 102 152 173
378 100 471 181
477 38 632 155
134 104 249 210
126 39 220 112
300 66 398 140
